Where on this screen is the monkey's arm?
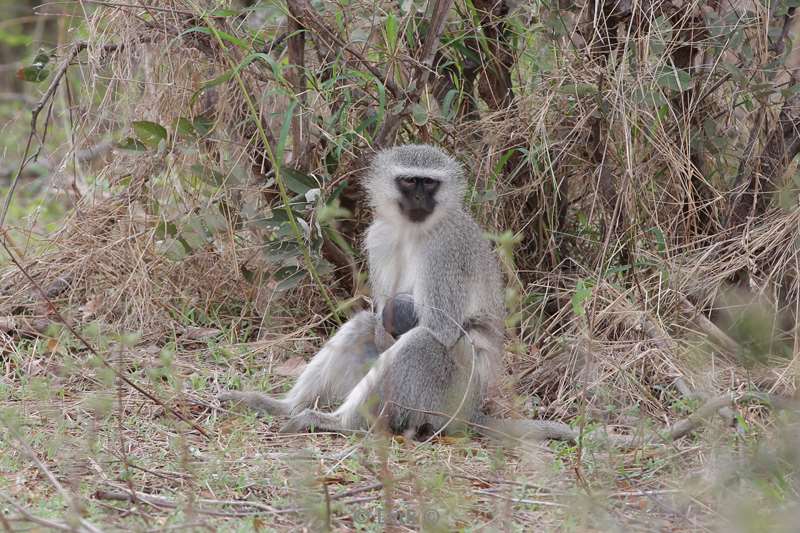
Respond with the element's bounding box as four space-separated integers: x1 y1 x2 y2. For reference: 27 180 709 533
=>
415 245 472 349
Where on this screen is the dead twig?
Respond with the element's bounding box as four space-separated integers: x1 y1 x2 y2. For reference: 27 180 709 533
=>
665 393 735 442
80 0 196 16
678 296 741 355
475 489 567 508
330 481 383 500
94 485 283 517
770 7 797 55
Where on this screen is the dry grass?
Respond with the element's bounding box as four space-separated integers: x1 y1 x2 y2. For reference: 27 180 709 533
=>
1 0 800 530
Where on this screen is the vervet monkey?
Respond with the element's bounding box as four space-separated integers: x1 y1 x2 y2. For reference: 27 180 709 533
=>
219 144 578 442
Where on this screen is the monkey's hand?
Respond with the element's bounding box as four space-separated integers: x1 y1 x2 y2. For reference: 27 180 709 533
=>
280 409 350 435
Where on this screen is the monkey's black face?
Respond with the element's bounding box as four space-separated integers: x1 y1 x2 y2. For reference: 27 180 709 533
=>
395 176 441 223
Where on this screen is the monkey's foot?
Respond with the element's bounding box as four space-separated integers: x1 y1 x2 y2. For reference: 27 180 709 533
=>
280 409 345 434
216 390 290 416
216 390 257 407
216 390 242 404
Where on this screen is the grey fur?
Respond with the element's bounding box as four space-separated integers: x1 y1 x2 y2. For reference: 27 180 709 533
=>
218 144 580 443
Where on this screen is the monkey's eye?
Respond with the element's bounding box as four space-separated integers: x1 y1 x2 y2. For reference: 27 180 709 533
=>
421 177 439 191
397 177 416 189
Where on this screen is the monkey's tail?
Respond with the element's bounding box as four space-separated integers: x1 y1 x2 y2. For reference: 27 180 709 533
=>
470 413 578 443
471 410 733 449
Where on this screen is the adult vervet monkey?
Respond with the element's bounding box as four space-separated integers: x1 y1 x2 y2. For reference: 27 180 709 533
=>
219 144 578 442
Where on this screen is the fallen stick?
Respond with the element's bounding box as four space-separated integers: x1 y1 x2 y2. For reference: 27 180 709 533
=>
93 487 281 517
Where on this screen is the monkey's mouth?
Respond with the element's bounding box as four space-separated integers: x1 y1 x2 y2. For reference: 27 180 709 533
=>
405 208 432 222
398 201 432 223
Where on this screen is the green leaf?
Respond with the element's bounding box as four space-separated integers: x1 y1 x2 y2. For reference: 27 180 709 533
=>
180 26 248 49
317 199 351 225
17 65 49 83
193 115 214 137
191 52 281 104
132 120 168 147
655 66 692 92
180 218 210 250
441 89 459 120
210 8 238 17
720 61 744 82
115 137 147 151
281 166 319 195
632 86 667 108
751 82 776 99
263 240 303 264
349 68 386 131
273 266 306 291
155 220 178 239
375 78 386 129
571 279 592 317
411 102 429 126
159 238 187 261
176 115 215 139
175 117 195 138
649 227 666 253
190 164 226 186
556 83 596 96
384 12 398 51
275 100 298 164
196 71 233 96
201 208 229 233
118 332 142 347
474 190 498 203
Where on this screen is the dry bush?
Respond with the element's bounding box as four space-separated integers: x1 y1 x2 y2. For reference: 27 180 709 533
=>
2 0 800 434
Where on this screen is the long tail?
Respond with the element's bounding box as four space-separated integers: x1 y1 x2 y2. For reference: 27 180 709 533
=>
471 394 738 448
470 414 648 447
471 413 578 442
